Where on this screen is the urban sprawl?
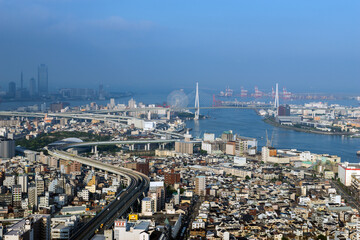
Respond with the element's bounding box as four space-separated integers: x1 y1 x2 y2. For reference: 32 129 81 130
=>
0 96 360 240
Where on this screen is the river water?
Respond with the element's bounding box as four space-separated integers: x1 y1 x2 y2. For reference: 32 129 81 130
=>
186 108 360 163
1 93 359 163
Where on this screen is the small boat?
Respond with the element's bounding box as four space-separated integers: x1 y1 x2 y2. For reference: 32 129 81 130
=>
357 151 360 156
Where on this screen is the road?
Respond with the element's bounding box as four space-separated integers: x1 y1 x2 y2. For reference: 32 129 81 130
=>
331 180 360 212
48 149 149 240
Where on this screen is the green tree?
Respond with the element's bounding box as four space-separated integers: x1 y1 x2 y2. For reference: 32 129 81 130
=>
316 234 327 240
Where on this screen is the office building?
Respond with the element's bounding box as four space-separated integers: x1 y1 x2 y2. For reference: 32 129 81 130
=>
195 176 206 196
175 141 193 154
38 64 48 96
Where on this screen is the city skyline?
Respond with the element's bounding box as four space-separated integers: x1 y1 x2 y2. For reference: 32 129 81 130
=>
0 1 360 238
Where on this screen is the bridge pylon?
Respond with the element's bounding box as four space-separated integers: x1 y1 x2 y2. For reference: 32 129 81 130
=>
194 82 200 120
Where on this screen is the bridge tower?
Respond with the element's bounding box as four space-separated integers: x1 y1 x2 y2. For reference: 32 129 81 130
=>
274 83 279 116
194 82 200 120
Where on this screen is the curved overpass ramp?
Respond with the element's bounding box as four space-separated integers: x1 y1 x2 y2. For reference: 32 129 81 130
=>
48 149 150 240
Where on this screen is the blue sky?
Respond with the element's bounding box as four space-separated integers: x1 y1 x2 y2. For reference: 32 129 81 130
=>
0 0 359 93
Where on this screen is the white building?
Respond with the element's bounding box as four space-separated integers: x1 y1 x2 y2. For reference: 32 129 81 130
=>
141 197 154 216
113 220 150 240
338 162 360 186
192 219 206 229
39 192 50 209
17 175 28 193
233 156 246 167
203 133 215 142
51 215 79 240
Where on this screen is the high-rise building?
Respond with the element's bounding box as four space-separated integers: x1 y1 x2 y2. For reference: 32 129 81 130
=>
29 186 38 209
149 182 165 211
12 185 22 207
174 141 194 154
29 78 36 97
17 174 28 193
195 176 206 196
8 82 16 98
38 64 48 96
36 178 45 196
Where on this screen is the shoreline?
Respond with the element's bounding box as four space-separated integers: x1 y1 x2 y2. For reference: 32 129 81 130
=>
263 116 354 136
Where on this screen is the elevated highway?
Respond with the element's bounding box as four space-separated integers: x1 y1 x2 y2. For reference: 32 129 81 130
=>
57 139 178 149
47 148 150 240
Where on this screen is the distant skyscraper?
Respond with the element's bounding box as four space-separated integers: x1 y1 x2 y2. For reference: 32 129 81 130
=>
29 78 36 97
8 82 16 98
38 64 48 96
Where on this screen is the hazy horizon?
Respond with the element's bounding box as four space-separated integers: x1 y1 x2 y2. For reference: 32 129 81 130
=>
1 0 359 94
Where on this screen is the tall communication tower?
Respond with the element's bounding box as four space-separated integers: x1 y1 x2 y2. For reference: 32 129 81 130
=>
274 83 279 115
194 82 200 120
